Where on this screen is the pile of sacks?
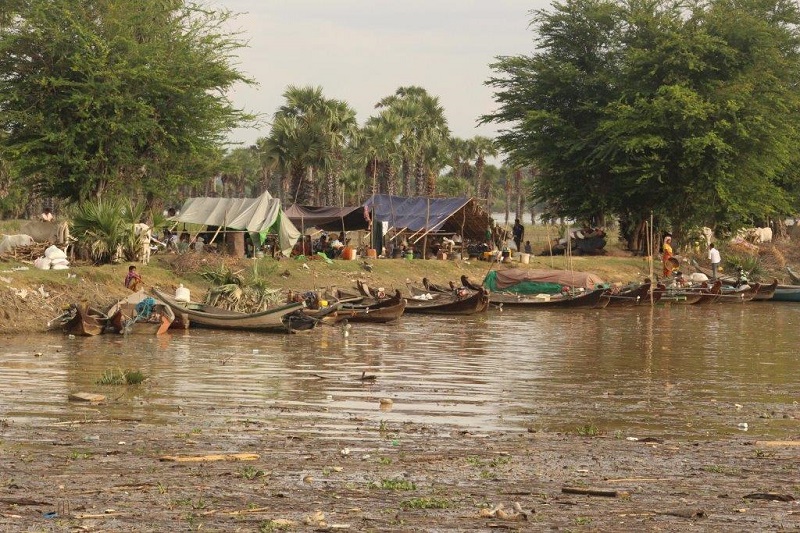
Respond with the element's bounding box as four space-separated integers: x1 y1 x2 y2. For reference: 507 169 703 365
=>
34 245 70 270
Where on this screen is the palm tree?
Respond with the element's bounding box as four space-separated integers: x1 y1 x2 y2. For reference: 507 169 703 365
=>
472 136 498 203
375 86 450 197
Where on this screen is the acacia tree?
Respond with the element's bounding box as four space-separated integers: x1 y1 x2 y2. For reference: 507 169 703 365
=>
0 0 252 204
484 0 800 247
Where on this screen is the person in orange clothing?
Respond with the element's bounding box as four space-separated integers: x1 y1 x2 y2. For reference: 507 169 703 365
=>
662 235 675 278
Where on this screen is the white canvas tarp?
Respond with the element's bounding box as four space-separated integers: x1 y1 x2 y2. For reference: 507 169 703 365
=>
172 192 300 255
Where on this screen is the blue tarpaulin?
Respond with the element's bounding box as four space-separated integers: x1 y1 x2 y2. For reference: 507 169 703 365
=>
363 195 490 241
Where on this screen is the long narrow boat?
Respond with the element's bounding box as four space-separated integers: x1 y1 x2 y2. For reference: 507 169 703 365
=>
404 287 489 315
489 287 609 308
717 283 759 304
751 279 778 301
771 284 800 302
338 290 406 323
153 288 308 333
605 282 655 307
63 302 109 336
106 291 175 335
694 280 723 304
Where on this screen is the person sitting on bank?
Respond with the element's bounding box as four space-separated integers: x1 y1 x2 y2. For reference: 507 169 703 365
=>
39 207 54 222
524 240 532 254
124 265 142 292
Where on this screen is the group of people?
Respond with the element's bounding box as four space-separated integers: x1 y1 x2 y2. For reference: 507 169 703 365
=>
291 231 348 258
661 234 722 280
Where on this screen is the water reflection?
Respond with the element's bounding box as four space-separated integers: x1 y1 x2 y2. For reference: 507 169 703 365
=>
1 303 798 440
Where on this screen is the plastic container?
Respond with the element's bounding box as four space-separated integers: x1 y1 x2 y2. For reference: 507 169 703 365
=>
175 284 191 302
366 248 378 259
341 246 355 260
520 253 531 264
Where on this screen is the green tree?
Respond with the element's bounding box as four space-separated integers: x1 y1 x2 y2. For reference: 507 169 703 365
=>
484 0 800 248
375 86 450 197
0 0 252 204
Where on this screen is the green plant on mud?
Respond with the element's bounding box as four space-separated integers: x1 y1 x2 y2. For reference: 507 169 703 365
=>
240 466 266 480
401 497 451 509
259 519 291 532
374 478 416 490
69 451 92 460
576 424 601 437
96 368 146 385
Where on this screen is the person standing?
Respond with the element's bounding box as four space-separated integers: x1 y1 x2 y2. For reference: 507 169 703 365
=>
512 218 524 251
708 243 721 279
662 235 674 278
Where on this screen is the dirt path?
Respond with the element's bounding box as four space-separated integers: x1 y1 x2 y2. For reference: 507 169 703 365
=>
1 412 797 531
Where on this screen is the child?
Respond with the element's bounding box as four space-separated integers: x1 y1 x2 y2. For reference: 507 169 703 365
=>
524 240 532 254
124 265 142 291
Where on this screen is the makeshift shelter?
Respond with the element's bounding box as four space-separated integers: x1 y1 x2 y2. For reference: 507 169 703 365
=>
364 195 491 247
285 204 372 233
171 192 300 256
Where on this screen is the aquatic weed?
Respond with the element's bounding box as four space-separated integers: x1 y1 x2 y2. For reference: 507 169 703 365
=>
95 368 146 385
401 497 451 509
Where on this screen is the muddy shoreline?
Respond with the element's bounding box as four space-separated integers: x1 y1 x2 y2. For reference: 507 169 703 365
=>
1 412 797 531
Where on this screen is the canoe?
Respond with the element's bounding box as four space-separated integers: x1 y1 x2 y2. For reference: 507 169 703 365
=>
338 289 406 323
405 275 490 315
751 279 778 301
717 283 759 304
771 284 800 302
153 288 308 333
693 280 723 305
106 291 175 335
605 282 657 307
489 287 609 308
404 284 489 315
63 302 109 336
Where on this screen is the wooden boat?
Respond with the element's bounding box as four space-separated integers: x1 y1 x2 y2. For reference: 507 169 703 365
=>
153 288 309 333
771 284 800 302
338 289 406 323
403 275 489 315
751 279 778 301
659 291 703 305
694 280 723 304
605 282 657 307
489 288 609 308
404 284 489 315
106 291 175 335
62 302 109 336
717 283 759 304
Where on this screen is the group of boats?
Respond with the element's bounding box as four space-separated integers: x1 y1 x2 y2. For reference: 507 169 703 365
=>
51 266 800 337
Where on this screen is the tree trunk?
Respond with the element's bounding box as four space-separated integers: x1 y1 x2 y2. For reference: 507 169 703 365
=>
415 160 425 197
475 156 485 202
514 168 523 221
425 169 436 197
402 158 411 196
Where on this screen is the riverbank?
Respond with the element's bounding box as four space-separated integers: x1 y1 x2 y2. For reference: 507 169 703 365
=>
0 252 652 334
2 234 799 334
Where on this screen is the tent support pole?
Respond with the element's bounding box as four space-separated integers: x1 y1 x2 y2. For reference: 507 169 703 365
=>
423 198 430 259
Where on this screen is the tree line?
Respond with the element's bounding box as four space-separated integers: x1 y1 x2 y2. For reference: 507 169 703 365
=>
483 0 800 249
0 0 528 223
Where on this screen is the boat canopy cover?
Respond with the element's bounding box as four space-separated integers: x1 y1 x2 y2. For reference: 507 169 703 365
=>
172 192 300 255
484 268 606 294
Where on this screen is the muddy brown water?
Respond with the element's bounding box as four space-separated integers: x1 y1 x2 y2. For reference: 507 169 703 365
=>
3 302 798 441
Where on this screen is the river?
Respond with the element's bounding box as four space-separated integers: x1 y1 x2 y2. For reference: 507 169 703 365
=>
2 302 798 441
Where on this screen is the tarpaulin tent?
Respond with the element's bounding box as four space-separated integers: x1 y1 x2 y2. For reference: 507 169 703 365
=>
285 204 372 232
363 195 491 242
171 192 300 255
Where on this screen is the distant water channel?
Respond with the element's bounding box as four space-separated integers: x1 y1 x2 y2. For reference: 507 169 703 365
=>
2 303 798 440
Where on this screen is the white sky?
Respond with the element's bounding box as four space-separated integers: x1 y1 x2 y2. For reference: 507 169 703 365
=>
209 1 548 149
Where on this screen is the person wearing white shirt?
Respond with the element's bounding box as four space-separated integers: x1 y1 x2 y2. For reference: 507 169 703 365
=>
708 243 721 279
